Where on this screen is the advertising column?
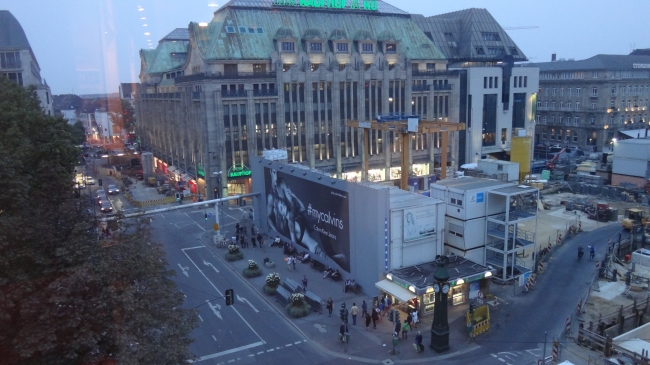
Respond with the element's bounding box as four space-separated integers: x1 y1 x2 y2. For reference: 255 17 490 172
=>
264 167 351 272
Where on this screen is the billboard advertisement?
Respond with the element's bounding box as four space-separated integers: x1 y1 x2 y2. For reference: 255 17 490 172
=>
264 167 351 272
403 206 437 242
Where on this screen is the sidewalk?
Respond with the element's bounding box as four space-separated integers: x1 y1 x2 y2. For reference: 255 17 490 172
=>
199 210 493 362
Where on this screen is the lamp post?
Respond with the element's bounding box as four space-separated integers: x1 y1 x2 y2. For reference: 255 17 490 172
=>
430 258 450 353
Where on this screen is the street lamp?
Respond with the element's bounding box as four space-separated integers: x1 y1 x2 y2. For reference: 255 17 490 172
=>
430 257 450 353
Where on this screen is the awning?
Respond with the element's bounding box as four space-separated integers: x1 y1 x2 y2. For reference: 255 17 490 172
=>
168 165 178 173
375 279 416 303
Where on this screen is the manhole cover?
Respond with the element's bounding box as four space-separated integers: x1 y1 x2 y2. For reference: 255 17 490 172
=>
381 359 395 365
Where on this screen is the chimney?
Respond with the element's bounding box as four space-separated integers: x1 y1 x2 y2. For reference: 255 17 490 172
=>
551 53 557 61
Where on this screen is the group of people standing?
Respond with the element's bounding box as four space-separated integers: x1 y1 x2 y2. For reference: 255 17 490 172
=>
234 223 264 249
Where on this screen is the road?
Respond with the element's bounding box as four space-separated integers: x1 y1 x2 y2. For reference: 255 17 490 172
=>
149 207 331 364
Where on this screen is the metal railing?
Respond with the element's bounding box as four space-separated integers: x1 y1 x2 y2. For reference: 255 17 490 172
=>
433 84 452 91
221 90 248 98
176 71 276 83
411 84 430 92
253 89 278 97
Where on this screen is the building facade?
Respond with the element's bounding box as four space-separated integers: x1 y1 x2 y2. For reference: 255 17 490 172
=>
531 54 650 153
0 11 53 115
136 1 536 198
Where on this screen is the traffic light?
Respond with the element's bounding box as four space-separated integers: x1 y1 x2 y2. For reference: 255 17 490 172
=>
225 289 234 306
204 212 208 220
339 308 345 322
98 179 103 187
343 309 348 324
389 309 394 322
395 311 400 323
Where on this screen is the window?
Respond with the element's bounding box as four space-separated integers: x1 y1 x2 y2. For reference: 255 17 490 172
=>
336 42 349 53
281 41 295 52
552 88 556 96
567 102 572 110
510 47 519 56
544 88 549 96
537 101 542 108
621 86 626 95
551 116 555 124
542 132 547 139
444 32 454 41
591 87 598 97
535 115 540 122
560 88 564 96
610 100 615 108
309 42 322 53
256 27 264 33
576 88 581 96
3 72 23 86
487 47 505 56
524 76 527 87
592 71 598 78
475 47 485 55
0 51 21 69
481 32 501 41
385 43 397 53
611 87 617 96
573 134 578 142
574 117 580 125
542 116 547 123
575 102 580 110
361 43 373 53
551 102 556 110
544 101 548 108
591 102 596 110
484 77 487 89
568 88 573 97
248 27 255 33
238 26 247 33
489 77 493 88
559 102 564 109
590 117 595 125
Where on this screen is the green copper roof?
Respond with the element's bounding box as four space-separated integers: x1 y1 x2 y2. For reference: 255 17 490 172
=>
189 4 445 61
142 40 189 74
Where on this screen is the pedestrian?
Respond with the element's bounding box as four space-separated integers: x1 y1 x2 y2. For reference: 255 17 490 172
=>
339 321 348 342
302 275 308 291
414 331 423 352
402 320 409 339
412 310 418 329
287 256 293 272
412 297 419 312
394 318 401 338
239 236 245 248
376 305 382 322
326 297 334 317
406 312 413 330
259 238 265 251
251 236 257 248
235 223 240 233
256 232 263 243
365 312 371 331
379 301 385 318
371 306 379 329
292 256 297 271
386 296 392 314
361 300 368 318
350 303 359 326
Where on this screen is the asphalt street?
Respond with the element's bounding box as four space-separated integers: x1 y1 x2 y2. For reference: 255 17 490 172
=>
149 207 331 364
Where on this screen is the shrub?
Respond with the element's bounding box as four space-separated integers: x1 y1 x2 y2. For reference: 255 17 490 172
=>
225 250 244 262
290 293 305 306
285 302 311 318
248 260 258 270
228 245 241 254
265 273 281 288
263 285 277 295
243 266 262 278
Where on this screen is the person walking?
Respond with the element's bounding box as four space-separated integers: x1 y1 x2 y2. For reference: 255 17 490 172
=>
326 297 334 317
412 310 418 329
292 256 297 271
365 312 371 331
402 320 409 339
287 256 293 272
302 275 308 292
394 318 401 338
406 312 413 330
251 236 257 249
256 232 263 244
339 321 348 342
239 236 245 248
350 303 359 326
414 331 423 352
386 296 392 314
361 300 368 318
371 306 379 329
378 301 385 318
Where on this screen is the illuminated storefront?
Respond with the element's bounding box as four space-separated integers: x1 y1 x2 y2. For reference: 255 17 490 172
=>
227 164 252 195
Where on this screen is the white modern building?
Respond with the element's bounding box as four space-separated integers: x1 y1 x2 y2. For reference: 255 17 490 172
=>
61 109 77 125
611 138 650 187
0 11 54 115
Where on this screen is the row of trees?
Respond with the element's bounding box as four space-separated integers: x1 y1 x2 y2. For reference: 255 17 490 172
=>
0 77 196 364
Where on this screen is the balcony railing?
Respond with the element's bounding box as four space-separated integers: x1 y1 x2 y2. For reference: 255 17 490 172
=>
412 69 459 77
141 92 182 100
175 71 276 83
221 90 248 98
253 89 278 97
433 84 452 91
411 84 430 92
0 60 21 69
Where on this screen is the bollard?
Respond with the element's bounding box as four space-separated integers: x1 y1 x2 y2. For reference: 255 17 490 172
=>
552 340 559 360
577 299 583 314
565 317 571 334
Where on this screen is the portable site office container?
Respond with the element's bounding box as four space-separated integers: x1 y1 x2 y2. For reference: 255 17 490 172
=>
388 188 445 270
430 178 513 221
477 159 520 182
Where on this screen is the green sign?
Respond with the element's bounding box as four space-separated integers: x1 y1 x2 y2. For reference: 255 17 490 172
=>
197 164 205 178
228 164 251 178
273 0 378 11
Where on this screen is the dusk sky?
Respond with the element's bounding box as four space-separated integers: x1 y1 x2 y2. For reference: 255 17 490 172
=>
1 0 648 95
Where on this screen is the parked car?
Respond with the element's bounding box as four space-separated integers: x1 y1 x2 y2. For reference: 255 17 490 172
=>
85 176 95 185
107 184 120 194
100 200 113 213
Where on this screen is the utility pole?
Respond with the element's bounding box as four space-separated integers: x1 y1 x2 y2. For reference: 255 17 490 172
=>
542 331 547 364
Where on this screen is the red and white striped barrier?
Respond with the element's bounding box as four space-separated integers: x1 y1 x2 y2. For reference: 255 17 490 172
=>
576 299 582 314
553 339 559 360
596 260 600 270
565 317 571 334
557 234 563 245
579 220 582 232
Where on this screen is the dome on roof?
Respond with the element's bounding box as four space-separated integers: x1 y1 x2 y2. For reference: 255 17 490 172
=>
302 29 322 40
273 27 295 40
377 30 396 41
353 30 372 41
0 11 32 49
329 29 348 40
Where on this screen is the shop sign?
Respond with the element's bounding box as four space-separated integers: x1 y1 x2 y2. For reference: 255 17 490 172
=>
197 163 205 178
273 0 378 11
228 164 251 178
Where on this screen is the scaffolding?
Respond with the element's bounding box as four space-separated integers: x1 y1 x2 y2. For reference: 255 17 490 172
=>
485 185 539 283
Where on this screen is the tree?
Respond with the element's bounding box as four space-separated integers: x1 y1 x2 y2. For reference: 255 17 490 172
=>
71 120 87 145
0 77 197 364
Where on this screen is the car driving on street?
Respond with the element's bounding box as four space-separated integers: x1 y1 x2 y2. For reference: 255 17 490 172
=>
107 184 119 194
100 200 113 213
85 176 95 185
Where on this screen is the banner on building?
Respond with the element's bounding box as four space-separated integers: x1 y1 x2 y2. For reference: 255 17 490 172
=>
403 205 437 242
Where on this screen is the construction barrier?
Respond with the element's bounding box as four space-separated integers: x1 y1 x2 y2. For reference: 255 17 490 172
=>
596 260 600 269
557 233 563 246
565 317 571 334
493 298 498 310
466 305 490 338
553 340 559 360
576 299 582 314
579 220 582 232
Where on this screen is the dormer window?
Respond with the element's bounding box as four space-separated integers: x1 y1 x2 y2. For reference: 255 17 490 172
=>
309 42 323 53
336 42 349 53
281 41 295 52
385 43 396 53
361 43 373 53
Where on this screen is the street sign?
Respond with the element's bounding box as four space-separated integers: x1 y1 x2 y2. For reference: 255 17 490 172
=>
225 289 234 306
213 223 219 231
359 121 371 128
518 272 530 286
207 213 213 218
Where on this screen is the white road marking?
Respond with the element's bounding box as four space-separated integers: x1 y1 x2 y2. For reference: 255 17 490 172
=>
248 354 254 357
275 347 281 350
285 344 292 347
295 341 302 344
236 294 259 313
204 260 220 273
267 349 274 352
177 263 189 277
257 351 264 355
212 335 217 341
194 221 206 231
189 341 265 363
198 315 203 322
207 300 223 320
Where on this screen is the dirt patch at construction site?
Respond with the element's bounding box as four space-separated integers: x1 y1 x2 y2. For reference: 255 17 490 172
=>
583 294 633 323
